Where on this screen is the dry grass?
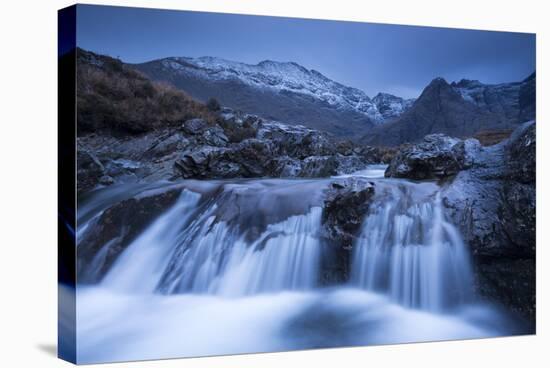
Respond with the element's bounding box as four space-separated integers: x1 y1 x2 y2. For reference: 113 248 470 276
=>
473 129 513 146
77 49 217 135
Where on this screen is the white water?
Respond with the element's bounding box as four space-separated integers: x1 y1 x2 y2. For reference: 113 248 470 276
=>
351 184 474 311
101 188 323 296
75 177 523 364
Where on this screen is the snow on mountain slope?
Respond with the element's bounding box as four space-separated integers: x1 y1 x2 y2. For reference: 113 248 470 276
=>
372 93 415 121
156 56 410 125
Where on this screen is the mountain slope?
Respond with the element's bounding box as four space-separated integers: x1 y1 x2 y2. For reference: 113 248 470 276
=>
76 48 216 135
133 57 411 138
372 93 415 121
364 75 535 146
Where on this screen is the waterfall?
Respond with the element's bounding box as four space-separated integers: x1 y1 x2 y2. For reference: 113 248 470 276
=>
76 178 523 364
101 190 201 292
101 186 323 296
98 180 474 311
350 183 474 311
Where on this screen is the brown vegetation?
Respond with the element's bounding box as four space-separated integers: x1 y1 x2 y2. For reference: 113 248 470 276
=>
473 129 513 146
77 48 217 135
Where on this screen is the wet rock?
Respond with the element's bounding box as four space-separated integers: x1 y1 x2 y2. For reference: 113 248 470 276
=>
98 175 114 186
385 134 465 179
299 156 339 177
506 122 535 184
321 178 375 284
77 187 183 283
322 178 375 248
441 121 536 322
77 148 105 194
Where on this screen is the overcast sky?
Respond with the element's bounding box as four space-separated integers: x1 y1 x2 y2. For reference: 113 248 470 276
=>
76 4 536 99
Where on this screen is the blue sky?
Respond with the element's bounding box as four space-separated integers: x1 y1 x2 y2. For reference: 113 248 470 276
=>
76 4 535 98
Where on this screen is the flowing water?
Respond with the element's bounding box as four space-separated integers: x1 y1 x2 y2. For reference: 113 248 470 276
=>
74 166 524 364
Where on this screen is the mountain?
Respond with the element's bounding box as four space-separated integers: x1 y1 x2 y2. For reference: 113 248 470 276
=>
363 75 536 146
133 56 412 138
372 93 415 121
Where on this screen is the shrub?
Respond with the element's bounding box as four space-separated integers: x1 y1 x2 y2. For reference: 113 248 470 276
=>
206 97 221 112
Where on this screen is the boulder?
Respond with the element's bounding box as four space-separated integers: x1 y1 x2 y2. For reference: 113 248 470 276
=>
182 118 208 135
77 187 183 283
77 148 104 194
299 156 339 177
385 134 465 179
201 125 229 147
441 121 536 322
321 178 375 284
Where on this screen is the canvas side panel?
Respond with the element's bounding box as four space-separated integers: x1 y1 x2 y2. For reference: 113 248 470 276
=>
58 5 77 364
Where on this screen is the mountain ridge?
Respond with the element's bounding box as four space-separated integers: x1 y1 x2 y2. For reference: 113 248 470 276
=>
363 74 536 146
133 54 417 138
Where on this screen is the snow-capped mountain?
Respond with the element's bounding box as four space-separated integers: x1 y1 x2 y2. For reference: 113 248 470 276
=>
134 56 414 137
157 56 386 121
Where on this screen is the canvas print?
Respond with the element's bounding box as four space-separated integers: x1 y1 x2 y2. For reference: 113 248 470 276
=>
58 4 536 364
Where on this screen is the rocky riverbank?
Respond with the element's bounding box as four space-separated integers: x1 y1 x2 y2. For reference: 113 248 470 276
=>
385 121 536 323
77 109 385 196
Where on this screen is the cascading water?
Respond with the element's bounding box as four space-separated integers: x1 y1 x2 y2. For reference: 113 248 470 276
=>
102 187 323 297
74 171 521 364
350 182 474 311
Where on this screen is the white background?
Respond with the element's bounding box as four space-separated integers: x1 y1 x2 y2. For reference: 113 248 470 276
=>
0 0 547 366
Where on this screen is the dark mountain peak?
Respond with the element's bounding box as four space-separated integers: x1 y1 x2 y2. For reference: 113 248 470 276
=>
427 77 450 88
417 77 460 102
451 79 483 88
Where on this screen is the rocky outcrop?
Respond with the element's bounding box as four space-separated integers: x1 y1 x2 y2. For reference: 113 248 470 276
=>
77 186 184 283
384 134 476 180
78 109 380 194
321 178 375 284
441 121 536 322
77 147 106 195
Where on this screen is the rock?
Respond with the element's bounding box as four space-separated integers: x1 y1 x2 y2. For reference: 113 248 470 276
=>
182 118 208 134
267 156 302 177
322 178 375 248
518 73 536 122
147 133 190 157
335 140 355 156
219 113 262 143
174 146 228 179
441 121 536 322
77 148 104 194
98 175 114 186
385 134 465 179
506 121 535 183
321 178 375 284
334 154 368 175
299 156 339 177
77 187 183 283
201 125 229 147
